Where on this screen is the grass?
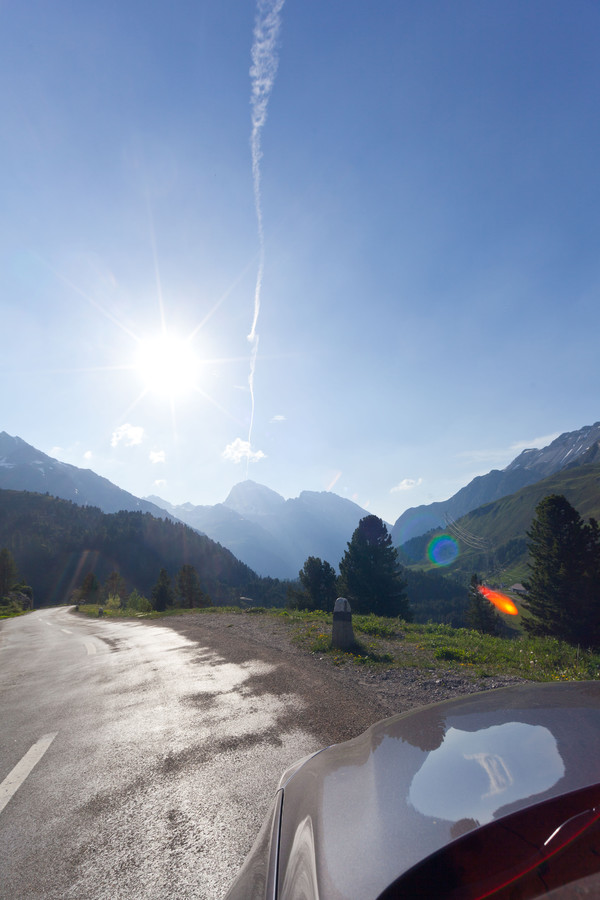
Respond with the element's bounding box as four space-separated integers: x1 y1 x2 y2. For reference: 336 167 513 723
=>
74 603 600 682
270 609 600 681
0 601 29 619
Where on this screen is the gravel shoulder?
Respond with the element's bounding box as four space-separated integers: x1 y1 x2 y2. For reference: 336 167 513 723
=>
153 611 528 748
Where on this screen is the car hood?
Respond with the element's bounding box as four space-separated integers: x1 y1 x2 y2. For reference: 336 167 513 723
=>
277 681 600 900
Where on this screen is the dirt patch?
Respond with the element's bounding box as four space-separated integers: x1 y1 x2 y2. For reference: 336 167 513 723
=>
150 612 527 748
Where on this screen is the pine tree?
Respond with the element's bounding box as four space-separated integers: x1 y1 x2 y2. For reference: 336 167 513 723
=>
151 568 173 612
80 571 100 602
523 494 600 646
465 574 502 635
0 548 18 599
175 564 209 608
103 570 127 607
339 515 411 619
293 556 338 612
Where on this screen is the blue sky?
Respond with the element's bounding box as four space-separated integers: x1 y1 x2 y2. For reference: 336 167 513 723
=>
2 1 599 525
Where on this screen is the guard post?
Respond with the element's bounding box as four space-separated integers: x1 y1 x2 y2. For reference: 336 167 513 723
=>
332 597 354 651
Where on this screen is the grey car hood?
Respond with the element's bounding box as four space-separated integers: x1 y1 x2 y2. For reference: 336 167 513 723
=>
277 681 600 900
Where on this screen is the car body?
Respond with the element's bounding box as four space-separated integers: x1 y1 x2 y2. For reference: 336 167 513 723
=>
224 681 600 899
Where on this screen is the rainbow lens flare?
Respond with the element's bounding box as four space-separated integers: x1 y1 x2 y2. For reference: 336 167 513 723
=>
478 585 519 616
426 534 459 566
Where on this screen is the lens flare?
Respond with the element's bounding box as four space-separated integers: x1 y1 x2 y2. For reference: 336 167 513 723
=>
427 534 459 566
478 585 519 616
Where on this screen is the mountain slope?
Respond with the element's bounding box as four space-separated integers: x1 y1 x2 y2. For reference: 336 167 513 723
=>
148 481 372 578
0 489 258 606
405 461 600 581
392 422 600 546
0 432 179 520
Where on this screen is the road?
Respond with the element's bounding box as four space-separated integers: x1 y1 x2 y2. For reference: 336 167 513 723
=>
0 608 324 899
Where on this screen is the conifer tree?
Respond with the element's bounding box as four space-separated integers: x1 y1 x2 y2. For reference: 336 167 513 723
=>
465 574 502 635
151 568 173 612
339 515 411 619
0 548 18 599
294 556 338 612
80 571 100 602
523 494 600 646
175 564 208 608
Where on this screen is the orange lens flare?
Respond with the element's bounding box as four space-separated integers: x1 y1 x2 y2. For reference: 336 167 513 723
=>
478 585 519 616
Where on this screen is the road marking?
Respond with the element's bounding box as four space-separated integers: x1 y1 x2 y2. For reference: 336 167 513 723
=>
83 639 97 656
61 629 72 635
0 732 58 815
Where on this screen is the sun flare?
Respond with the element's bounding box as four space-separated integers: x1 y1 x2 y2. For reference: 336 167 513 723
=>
134 333 201 399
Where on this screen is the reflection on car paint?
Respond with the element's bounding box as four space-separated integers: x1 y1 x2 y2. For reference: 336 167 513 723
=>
409 722 564 824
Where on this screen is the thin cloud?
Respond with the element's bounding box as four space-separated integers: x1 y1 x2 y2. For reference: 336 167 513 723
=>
149 450 166 464
111 424 144 448
83 450 93 461
509 432 560 453
249 0 286 343
458 432 561 467
270 414 286 423
391 478 423 493
246 0 285 478
223 438 266 464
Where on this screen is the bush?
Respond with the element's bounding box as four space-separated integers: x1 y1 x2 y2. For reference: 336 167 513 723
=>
127 589 152 613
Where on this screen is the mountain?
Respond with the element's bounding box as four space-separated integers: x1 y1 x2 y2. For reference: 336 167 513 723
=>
401 460 600 582
0 432 178 520
0 489 258 607
147 481 372 579
391 422 600 547
0 432 371 579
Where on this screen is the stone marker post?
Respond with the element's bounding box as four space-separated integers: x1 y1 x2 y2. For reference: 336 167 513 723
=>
332 597 354 651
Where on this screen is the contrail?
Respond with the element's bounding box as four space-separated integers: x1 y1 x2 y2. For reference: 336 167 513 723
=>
246 0 285 474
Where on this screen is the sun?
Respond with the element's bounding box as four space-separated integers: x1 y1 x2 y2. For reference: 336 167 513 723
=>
134 332 201 400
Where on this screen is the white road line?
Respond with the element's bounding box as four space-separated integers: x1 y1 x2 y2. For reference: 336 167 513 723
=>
61 629 72 635
0 732 58 815
83 639 97 656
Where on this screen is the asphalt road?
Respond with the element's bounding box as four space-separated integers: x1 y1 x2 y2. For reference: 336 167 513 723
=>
0 608 323 899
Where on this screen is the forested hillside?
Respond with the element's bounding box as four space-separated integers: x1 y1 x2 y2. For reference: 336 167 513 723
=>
0 490 266 606
399 462 600 582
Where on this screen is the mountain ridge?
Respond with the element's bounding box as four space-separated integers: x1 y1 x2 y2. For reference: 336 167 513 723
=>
391 422 600 546
3 422 600 581
0 432 179 521
409 460 600 582
147 481 372 578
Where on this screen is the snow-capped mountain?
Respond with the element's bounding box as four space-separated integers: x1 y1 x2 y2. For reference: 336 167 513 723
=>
4 420 599 578
391 421 600 546
147 481 371 579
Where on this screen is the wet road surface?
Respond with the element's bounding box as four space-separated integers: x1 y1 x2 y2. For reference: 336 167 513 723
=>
0 608 323 899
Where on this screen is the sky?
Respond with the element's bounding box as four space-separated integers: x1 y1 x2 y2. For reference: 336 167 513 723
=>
2 0 600 526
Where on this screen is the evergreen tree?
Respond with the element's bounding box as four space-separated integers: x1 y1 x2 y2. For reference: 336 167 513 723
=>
339 515 411 619
523 494 600 646
103 570 127 607
151 568 173 612
80 571 100 602
465 574 502 635
175 564 209 608
291 557 338 611
0 548 18 598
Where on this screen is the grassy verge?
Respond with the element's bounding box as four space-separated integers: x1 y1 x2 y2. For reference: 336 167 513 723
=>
75 604 600 682
262 609 600 682
0 606 27 619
